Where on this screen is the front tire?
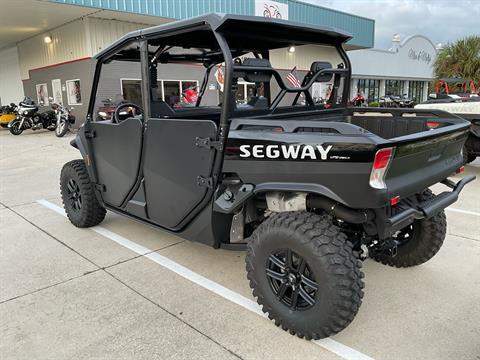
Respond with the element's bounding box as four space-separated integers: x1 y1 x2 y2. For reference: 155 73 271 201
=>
60 159 106 227
373 190 446 267
246 211 364 340
9 120 23 135
55 121 69 137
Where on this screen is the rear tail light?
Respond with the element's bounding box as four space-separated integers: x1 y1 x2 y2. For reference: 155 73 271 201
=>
390 195 401 206
426 122 440 129
370 147 395 189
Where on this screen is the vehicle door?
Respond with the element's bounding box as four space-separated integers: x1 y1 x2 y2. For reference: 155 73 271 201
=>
89 42 144 208
142 116 217 229
141 62 218 229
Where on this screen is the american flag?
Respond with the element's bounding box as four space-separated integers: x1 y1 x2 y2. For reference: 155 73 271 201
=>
287 66 302 88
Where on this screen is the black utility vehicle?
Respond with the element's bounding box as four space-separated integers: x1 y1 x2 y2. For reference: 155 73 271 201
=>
61 14 475 339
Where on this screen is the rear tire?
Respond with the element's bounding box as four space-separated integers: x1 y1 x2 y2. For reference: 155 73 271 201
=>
373 189 446 267
246 211 364 340
60 159 106 227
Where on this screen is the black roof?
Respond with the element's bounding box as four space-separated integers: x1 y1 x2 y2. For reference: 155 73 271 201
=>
95 13 352 60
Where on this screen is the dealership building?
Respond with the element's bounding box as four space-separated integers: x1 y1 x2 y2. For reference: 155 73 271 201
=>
0 0 437 123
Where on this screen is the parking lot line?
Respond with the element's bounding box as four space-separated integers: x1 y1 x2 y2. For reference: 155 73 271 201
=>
37 199 374 360
446 207 480 217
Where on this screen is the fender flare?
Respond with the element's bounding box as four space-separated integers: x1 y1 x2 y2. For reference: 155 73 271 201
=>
253 182 347 204
213 182 351 213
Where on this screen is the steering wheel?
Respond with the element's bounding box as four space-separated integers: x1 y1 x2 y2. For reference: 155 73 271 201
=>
113 103 143 123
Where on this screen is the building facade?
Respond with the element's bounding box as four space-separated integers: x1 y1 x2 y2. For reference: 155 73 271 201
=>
349 35 438 104
1 0 438 123
0 0 375 121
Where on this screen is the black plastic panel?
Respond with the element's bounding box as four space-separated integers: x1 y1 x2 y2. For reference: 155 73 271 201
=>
90 119 143 207
143 118 217 228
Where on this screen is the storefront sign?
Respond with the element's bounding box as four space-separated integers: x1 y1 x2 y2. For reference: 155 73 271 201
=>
255 0 289 20
408 48 432 64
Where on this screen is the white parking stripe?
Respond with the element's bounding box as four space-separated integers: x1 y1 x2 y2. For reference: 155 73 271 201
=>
446 207 480 217
37 199 374 360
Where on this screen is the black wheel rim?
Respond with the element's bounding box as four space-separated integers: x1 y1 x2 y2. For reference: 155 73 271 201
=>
266 249 318 310
67 178 82 211
11 122 21 134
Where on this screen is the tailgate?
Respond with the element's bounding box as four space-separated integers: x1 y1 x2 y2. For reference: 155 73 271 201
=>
385 128 469 199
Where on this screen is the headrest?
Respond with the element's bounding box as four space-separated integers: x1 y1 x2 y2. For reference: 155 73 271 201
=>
310 62 333 82
235 58 272 83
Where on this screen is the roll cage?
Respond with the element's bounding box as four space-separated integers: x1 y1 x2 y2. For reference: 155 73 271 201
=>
87 13 353 126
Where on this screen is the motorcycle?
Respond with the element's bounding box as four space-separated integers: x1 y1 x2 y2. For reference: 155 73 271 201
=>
51 100 75 137
350 92 368 107
380 94 414 108
393 94 414 108
0 103 18 128
8 97 56 135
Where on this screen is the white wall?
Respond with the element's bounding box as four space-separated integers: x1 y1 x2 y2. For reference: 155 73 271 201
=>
17 17 150 80
85 17 147 56
349 35 437 80
270 44 343 71
0 46 24 105
17 19 87 80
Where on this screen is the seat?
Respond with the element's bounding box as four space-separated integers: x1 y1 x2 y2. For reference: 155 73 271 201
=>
247 96 269 109
233 58 272 110
310 61 333 82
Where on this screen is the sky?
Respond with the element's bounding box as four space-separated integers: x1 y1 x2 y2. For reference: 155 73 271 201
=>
305 0 480 49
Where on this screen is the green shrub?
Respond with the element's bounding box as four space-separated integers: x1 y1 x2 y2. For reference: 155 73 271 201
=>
368 101 380 107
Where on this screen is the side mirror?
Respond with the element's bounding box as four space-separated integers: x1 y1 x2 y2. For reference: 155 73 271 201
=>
48 96 54 102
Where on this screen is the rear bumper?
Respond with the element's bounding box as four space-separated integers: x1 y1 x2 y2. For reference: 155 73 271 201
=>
384 175 476 237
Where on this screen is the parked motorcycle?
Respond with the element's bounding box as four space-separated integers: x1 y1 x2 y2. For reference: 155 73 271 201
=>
380 94 414 108
350 92 368 107
394 94 414 108
8 97 56 135
51 100 75 137
0 103 18 128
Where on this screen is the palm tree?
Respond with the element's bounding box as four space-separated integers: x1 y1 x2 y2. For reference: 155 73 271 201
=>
434 36 480 88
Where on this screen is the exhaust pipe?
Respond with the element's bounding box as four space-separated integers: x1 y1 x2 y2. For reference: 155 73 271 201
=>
306 195 371 224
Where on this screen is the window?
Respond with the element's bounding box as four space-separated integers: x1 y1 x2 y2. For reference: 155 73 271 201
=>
357 79 380 102
51 79 63 105
163 80 199 107
120 79 199 108
35 83 49 106
121 79 163 105
121 80 142 106
385 80 404 96
408 81 425 103
66 79 82 105
234 82 257 104
94 41 143 121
